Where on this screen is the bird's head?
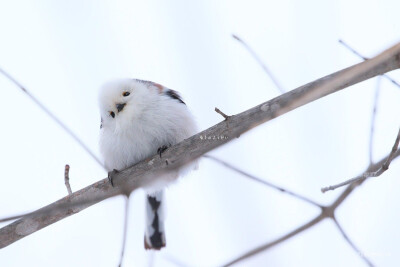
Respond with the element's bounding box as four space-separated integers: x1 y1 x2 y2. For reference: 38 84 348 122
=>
99 79 161 131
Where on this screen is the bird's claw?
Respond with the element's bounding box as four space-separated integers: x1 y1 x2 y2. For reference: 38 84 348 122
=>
157 145 169 158
108 169 119 187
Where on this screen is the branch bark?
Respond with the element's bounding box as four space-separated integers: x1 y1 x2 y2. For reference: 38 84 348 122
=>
1 42 399 249
339 39 400 88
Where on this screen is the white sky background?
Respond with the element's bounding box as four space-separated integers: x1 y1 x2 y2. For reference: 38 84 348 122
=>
0 0 400 266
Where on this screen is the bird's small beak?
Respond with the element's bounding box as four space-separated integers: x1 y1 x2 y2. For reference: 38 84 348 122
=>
116 103 126 112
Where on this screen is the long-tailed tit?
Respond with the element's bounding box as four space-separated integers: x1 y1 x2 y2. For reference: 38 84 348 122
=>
99 79 197 250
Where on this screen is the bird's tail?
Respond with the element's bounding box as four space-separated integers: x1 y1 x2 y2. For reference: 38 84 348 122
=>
144 190 166 250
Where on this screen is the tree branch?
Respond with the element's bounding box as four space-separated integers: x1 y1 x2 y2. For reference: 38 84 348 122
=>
369 77 381 164
214 107 230 120
321 127 400 192
333 218 374 267
64 164 72 195
223 149 400 266
339 39 400 88
0 42 399 249
223 214 325 266
233 34 285 93
0 68 105 168
204 155 322 208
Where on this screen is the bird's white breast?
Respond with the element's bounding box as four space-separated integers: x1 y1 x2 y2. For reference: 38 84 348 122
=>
99 98 196 172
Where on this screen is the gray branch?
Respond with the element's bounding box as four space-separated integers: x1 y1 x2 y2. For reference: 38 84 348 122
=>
321 127 400 192
339 39 400 88
223 214 325 266
204 155 322 207
333 218 374 267
64 164 72 195
0 69 105 169
0 42 399 249
233 34 285 93
224 149 400 266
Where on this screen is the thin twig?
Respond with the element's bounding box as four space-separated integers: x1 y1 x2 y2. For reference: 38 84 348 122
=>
204 155 322 208
322 127 400 192
214 107 230 120
369 77 381 164
224 214 325 266
208 152 375 265
333 218 374 267
339 40 368 60
64 164 72 195
224 149 400 266
339 39 400 88
232 34 285 94
118 195 130 267
0 68 105 170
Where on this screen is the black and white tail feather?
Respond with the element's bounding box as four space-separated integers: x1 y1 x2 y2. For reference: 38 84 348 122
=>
145 191 165 249
98 79 197 250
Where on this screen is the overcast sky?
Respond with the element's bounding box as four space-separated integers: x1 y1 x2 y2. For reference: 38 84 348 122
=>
1 1 400 266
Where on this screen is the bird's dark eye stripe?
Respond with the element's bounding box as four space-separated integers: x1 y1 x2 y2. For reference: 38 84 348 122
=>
123 92 130 97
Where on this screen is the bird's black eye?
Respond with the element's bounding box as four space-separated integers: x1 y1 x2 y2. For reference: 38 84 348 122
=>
123 92 130 97
110 111 115 118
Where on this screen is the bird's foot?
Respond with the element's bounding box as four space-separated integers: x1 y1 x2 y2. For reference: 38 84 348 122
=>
157 145 169 158
108 169 119 187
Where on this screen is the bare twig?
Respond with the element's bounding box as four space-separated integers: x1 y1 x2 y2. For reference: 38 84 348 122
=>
333 218 374 267
232 34 285 93
369 77 381 164
214 107 230 120
224 214 325 266
339 39 400 88
118 195 130 267
321 127 400 192
1 42 399 249
224 149 400 266
204 155 322 208
339 39 368 61
64 165 72 195
0 68 105 169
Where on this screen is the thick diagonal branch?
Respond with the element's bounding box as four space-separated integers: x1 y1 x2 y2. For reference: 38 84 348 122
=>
0 42 399 249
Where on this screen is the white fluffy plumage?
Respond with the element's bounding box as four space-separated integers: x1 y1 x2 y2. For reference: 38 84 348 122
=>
98 78 197 249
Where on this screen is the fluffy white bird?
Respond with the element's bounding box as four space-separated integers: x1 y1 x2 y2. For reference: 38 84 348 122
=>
98 79 197 249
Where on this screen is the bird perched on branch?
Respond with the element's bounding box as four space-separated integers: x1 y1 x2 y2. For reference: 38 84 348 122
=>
98 79 197 250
